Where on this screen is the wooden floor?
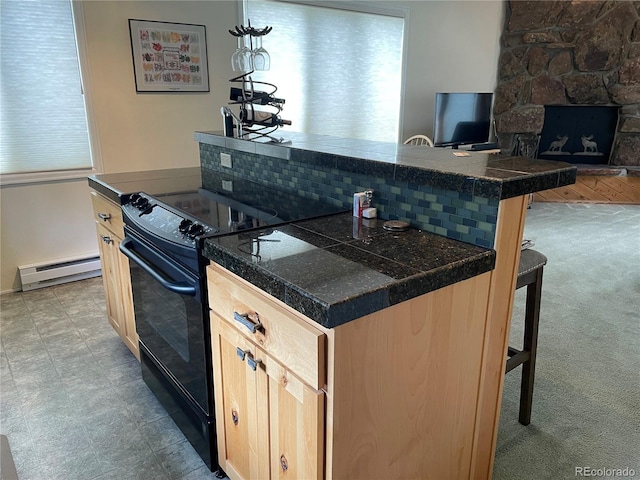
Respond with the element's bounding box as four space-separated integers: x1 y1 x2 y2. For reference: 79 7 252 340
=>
534 175 640 204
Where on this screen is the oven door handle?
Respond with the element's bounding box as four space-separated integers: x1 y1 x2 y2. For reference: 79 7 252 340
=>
119 238 197 297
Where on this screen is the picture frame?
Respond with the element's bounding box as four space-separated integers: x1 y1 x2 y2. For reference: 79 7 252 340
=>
128 19 209 93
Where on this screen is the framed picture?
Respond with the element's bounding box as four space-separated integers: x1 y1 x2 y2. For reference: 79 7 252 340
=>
129 19 209 92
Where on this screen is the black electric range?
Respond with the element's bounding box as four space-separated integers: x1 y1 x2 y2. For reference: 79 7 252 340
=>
118 172 345 474
122 173 346 267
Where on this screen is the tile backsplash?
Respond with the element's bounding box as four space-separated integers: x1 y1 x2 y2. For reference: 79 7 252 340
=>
200 143 498 248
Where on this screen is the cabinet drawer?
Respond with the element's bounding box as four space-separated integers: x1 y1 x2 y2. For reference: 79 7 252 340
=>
207 263 325 389
91 192 124 237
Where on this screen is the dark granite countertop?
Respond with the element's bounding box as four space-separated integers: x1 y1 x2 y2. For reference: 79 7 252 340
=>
196 131 577 200
88 166 495 328
203 213 495 328
88 167 202 204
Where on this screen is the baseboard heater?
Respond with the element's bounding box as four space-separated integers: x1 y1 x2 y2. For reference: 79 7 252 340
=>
18 254 101 291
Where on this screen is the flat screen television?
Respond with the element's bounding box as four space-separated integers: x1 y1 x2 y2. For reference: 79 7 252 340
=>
433 92 493 148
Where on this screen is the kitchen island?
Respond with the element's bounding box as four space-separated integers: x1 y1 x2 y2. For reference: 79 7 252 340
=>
195 131 576 480
88 132 575 479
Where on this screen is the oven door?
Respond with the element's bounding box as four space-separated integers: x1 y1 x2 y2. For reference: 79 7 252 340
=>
119 230 210 415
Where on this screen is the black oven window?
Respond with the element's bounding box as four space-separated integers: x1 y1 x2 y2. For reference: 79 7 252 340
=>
133 266 190 363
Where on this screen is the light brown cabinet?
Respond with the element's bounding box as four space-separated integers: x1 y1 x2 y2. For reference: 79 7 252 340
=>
91 191 139 359
209 264 325 480
208 258 497 480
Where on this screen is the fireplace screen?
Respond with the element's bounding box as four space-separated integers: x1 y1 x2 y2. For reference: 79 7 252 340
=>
538 106 618 165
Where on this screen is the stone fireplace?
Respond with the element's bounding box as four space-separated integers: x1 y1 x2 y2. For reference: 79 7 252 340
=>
493 1 640 167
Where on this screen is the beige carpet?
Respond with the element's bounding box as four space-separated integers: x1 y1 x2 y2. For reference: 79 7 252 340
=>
494 203 640 479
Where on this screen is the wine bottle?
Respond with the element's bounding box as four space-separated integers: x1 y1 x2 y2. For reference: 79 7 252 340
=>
230 87 285 105
240 109 292 127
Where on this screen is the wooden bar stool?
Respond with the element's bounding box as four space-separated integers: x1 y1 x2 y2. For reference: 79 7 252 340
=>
506 248 547 426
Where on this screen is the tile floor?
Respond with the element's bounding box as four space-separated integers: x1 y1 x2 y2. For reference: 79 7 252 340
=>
0 277 221 480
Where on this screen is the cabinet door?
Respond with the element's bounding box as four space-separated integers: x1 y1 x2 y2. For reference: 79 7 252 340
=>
212 296 325 480
95 222 139 359
116 245 138 357
262 348 325 480
96 222 123 334
216 319 270 480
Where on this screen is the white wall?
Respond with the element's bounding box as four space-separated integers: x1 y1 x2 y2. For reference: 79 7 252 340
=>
81 1 237 174
400 1 505 139
0 181 99 292
0 0 504 293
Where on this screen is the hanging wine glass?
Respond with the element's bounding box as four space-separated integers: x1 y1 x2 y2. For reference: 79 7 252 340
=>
231 35 242 71
232 35 252 72
252 35 270 71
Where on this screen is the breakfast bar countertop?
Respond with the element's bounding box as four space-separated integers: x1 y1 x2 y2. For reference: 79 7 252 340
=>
196 130 578 200
202 212 496 328
195 130 578 328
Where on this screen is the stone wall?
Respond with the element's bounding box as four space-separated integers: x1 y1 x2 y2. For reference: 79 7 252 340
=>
493 1 640 166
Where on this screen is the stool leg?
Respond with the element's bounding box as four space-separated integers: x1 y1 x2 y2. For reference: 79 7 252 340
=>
519 267 543 425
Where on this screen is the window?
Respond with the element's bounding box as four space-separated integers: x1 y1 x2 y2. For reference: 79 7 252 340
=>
242 0 406 142
0 0 97 183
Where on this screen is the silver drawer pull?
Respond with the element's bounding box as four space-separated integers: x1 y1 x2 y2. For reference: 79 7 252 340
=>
236 347 249 361
247 355 262 371
97 212 111 221
233 311 263 334
100 235 113 244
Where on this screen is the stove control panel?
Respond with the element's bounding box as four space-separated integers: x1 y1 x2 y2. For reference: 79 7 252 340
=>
122 192 217 248
129 193 151 212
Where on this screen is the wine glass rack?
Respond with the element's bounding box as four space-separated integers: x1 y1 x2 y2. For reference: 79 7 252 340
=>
223 21 290 143
228 23 272 39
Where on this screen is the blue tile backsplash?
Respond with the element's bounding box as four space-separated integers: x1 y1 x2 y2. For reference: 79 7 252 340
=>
199 142 498 248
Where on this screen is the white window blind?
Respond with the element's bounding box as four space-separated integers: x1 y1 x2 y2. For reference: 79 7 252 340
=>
0 0 92 176
243 0 405 142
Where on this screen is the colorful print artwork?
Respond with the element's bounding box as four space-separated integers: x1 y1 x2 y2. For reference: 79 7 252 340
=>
129 20 209 92
139 27 201 85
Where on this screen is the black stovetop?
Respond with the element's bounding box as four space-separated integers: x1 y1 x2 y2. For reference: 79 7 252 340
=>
150 170 346 236
120 170 347 274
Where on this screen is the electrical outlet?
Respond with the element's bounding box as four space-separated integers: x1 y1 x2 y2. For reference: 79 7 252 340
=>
220 153 232 168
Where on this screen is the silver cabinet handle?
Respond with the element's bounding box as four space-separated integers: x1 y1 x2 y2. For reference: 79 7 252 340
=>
233 311 263 334
100 235 113 244
98 212 111 221
235 346 261 371
247 355 262 371
236 347 249 361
